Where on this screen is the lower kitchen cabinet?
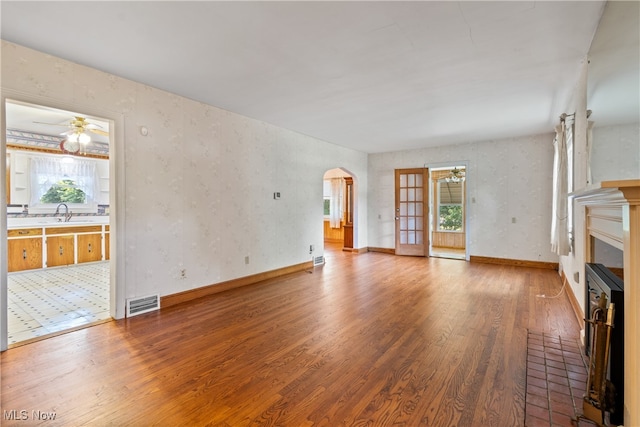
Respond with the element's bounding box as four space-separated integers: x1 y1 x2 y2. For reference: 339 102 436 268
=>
77 233 103 263
9 223 109 271
104 230 110 260
8 234 43 272
46 235 75 267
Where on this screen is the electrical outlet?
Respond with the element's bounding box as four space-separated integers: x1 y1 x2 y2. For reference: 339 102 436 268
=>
309 244 314 254
245 256 250 265
180 269 186 279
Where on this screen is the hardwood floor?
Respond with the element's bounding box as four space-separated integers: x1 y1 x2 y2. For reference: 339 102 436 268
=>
1 244 580 426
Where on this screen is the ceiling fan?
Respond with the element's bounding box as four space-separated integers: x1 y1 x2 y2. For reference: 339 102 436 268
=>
34 115 108 154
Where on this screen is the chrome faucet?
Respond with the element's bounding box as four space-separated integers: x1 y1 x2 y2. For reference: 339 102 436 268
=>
55 203 73 222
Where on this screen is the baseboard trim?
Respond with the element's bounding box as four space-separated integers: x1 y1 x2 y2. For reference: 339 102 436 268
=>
343 247 367 253
561 270 585 330
469 255 559 270
161 261 314 309
367 247 395 255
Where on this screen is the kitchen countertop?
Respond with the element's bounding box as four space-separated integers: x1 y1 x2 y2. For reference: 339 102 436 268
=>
8 217 110 229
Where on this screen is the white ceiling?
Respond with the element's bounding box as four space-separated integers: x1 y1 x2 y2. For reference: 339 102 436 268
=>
2 1 631 154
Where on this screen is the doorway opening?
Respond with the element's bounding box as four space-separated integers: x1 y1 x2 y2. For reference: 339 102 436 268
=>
429 166 467 260
3 100 113 347
322 168 356 253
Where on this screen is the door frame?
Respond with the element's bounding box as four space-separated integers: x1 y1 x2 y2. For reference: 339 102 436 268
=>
1 93 125 351
426 161 470 261
322 167 358 253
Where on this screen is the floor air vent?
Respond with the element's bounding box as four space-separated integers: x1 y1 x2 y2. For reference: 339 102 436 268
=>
313 256 325 266
126 294 160 317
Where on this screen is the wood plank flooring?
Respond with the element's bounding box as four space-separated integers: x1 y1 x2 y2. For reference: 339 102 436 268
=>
1 244 580 426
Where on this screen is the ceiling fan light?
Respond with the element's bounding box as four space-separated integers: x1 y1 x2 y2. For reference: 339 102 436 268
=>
79 132 91 144
67 132 79 143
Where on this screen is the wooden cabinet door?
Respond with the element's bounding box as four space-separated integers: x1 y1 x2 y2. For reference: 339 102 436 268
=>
8 238 43 272
47 235 75 267
104 232 110 260
77 233 103 263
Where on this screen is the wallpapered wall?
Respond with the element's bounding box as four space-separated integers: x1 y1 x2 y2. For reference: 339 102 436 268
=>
1 41 368 318
368 133 556 262
591 123 640 183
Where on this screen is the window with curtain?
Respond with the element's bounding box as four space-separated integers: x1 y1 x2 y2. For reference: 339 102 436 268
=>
329 178 343 229
324 178 343 228
30 155 100 211
437 179 464 231
551 121 571 255
566 123 574 238
323 180 331 216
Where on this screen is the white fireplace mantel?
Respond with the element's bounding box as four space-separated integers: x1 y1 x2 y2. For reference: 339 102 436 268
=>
572 179 640 426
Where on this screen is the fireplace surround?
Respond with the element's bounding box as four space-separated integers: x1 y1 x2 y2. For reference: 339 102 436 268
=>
572 179 639 426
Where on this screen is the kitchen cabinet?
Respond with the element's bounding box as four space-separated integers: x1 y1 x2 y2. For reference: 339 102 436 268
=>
46 225 103 267
7 228 43 272
8 223 109 271
46 235 75 267
77 233 103 263
104 226 110 260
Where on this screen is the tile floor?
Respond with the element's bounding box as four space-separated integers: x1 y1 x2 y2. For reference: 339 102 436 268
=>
8 261 110 345
525 330 600 427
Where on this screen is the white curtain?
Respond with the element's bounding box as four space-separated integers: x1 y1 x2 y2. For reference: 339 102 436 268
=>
551 123 570 255
586 120 594 185
329 178 342 229
30 156 99 207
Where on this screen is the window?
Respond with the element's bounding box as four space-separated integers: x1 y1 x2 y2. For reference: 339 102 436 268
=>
29 155 99 212
437 179 464 231
566 123 574 238
323 180 331 216
323 178 343 228
40 178 87 203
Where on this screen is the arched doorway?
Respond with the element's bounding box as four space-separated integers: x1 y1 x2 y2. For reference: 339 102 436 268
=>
322 168 357 252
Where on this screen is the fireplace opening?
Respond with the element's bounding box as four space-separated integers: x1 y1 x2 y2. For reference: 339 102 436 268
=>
584 263 624 425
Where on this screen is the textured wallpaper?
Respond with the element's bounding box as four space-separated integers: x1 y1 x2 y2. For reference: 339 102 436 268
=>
1 41 368 317
591 123 640 183
368 133 557 263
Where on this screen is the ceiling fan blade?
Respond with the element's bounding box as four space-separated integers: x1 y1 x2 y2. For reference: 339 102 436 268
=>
85 121 104 129
89 128 109 136
33 121 69 127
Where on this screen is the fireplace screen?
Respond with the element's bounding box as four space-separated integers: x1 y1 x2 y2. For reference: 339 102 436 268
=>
584 263 624 425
